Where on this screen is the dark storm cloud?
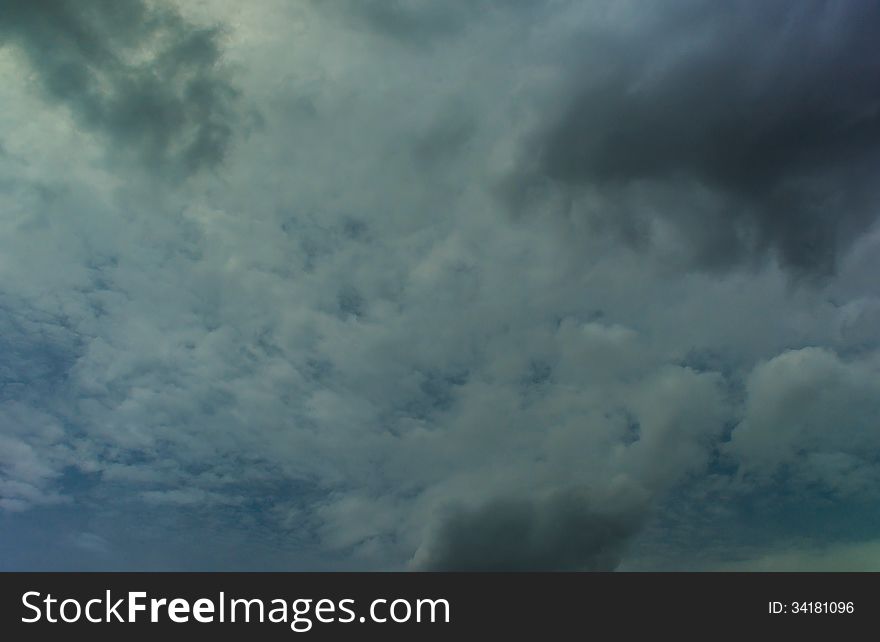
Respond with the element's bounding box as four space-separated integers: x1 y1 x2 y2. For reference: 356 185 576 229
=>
412 486 647 571
0 0 239 176
513 0 880 276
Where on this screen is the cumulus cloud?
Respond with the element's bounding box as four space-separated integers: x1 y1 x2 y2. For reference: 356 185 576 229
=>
411 485 648 571
0 0 240 176
727 347 880 494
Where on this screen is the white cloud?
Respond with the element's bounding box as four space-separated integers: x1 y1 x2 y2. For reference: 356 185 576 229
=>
728 347 880 494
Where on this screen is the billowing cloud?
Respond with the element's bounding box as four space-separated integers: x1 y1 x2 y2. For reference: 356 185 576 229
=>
727 347 880 495
505 0 880 276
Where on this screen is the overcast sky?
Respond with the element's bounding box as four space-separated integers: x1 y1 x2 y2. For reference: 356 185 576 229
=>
2 0 880 571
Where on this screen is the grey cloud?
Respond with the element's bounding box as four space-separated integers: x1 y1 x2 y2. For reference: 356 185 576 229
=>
511 0 880 276
0 0 239 177
411 486 647 571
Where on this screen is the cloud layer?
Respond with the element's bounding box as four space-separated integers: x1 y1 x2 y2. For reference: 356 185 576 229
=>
1 0 879 570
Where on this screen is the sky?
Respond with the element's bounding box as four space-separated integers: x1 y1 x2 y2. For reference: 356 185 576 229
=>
1 0 880 571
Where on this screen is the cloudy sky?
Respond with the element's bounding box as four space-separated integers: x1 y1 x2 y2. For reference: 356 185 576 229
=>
2 0 880 571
